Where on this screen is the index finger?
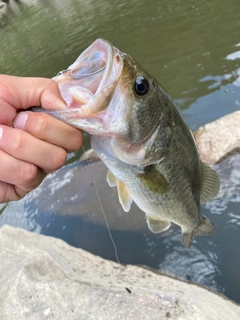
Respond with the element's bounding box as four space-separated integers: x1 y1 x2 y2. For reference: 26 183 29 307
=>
14 111 83 153
0 75 67 125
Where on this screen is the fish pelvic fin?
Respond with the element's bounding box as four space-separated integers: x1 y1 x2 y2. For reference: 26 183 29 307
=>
182 216 215 248
106 170 117 187
106 170 132 212
117 180 132 212
146 216 171 233
200 162 220 203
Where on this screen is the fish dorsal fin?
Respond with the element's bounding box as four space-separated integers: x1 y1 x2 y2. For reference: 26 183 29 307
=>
117 180 132 212
200 162 220 203
106 170 117 187
146 216 171 233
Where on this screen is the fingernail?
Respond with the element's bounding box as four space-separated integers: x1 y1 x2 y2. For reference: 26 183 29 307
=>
13 112 29 129
0 126 2 140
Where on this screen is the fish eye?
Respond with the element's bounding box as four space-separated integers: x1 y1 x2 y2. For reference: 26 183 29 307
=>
134 76 149 96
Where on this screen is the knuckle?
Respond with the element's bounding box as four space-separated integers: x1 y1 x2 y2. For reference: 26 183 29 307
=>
16 162 39 190
21 163 38 184
69 130 83 152
51 148 67 171
2 185 22 202
45 78 58 89
42 78 61 96
11 130 25 152
30 113 50 137
39 77 57 89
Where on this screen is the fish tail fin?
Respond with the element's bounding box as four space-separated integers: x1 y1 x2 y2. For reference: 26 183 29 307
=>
182 216 215 248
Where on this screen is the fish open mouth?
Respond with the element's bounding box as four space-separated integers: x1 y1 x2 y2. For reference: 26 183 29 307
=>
52 39 123 116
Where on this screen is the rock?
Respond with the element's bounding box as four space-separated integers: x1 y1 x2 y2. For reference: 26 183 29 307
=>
0 1 7 23
18 0 40 6
0 0 22 25
195 111 240 165
0 0 39 25
0 225 239 320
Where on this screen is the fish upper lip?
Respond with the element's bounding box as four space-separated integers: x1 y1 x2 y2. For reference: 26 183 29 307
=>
56 67 107 79
53 39 121 94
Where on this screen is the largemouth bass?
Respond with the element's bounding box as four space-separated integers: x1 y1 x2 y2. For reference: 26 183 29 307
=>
35 39 220 248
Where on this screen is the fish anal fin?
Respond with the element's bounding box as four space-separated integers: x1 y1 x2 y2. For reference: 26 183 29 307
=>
182 216 215 248
106 170 117 187
200 162 220 203
117 180 132 212
182 232 193 249
146 216 171 234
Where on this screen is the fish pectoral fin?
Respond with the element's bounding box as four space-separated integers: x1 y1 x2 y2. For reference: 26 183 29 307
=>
106 170 117 187
182 216 215 248
117 180 132 212
200 162 220 203
146 216 171 233
138 165 169 194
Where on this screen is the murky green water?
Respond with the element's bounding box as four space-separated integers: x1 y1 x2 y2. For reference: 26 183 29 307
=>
1 0 240 129
1 0 240 304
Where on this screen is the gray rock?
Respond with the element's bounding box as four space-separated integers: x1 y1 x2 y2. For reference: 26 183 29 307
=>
0 0 21 24
0 225 239 320
0 0 39 24
195 111 240 165
0 1 7 23
18 0 40 6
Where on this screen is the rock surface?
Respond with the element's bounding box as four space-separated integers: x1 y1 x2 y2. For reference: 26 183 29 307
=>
0 225 239 320
0 0 39 25
195 111 240 165
0 1 7 23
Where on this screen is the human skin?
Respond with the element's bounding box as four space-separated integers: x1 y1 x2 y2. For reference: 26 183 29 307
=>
0 75 83 203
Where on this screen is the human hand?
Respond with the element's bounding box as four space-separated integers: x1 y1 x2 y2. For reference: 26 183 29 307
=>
0 75 83 203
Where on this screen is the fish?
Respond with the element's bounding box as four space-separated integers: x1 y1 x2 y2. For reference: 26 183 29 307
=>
34 38 220 248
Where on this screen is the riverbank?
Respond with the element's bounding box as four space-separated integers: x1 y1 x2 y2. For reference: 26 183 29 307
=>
0 224 239 320
1 112 240 318
195 110 240 165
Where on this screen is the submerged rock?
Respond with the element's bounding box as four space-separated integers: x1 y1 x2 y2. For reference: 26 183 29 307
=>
0 0 39 25
0 225 239 320
0 1 7 23
195 111 240 165
18 0 40 6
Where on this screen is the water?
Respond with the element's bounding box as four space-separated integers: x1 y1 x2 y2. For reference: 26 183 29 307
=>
0 0 240 303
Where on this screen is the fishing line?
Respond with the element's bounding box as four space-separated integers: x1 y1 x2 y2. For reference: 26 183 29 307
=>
82 145 121 265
